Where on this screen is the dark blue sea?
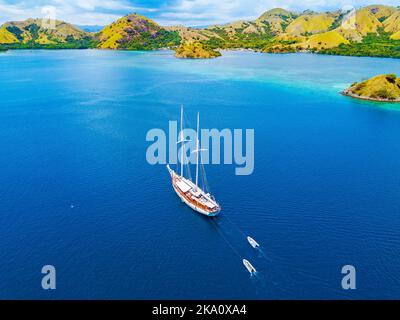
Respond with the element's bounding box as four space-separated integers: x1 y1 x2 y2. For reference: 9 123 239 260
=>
1 50 400 299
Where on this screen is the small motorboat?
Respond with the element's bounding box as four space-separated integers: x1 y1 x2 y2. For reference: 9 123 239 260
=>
247 236 260 249
242 259 256 274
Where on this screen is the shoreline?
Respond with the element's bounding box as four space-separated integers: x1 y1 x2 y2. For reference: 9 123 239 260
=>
0 46 399 59
341 89 400 103
1 46 400 61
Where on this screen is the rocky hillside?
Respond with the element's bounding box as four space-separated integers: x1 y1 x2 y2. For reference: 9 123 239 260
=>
97 13 180 50
343 74 400 102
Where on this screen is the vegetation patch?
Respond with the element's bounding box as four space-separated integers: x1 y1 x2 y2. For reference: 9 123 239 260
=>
320 30 400 58
175 41 221 59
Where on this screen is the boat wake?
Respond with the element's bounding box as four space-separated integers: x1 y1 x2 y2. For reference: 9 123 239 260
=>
208 212 296 295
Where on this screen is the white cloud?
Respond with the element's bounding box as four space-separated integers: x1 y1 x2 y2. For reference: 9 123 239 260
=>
1 0 400 26
0 0 157 25
0 1 27 18
157 0 261 26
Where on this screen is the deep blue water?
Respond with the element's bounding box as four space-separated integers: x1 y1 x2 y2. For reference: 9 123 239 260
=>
1 50 400 299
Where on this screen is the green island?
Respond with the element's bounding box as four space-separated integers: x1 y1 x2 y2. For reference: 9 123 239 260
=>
175 41 221 59
1 5 400 59
342 74 400 102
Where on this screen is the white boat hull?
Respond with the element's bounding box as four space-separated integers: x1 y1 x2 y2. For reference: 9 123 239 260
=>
172 183 219 217
167 165 220 217
243 259 256 274
247 236 260 249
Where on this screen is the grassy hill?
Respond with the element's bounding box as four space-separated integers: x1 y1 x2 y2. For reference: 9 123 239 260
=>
366 4 397 20
97 13 180 50
255 8 296 34
0 19 93 49
383 10 400 33
301 30 349 50
285 13 337 36
343 74 400 101
391 30 400 40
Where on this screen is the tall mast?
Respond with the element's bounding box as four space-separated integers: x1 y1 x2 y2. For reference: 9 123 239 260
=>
180 105 184 177
195 112 200 190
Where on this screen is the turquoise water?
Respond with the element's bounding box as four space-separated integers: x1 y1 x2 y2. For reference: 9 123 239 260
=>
1 50 400 299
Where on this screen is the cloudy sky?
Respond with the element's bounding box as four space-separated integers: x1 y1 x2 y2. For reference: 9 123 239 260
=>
0 0 399 26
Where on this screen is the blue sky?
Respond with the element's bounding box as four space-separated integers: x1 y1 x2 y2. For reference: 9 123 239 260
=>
0 0 399 26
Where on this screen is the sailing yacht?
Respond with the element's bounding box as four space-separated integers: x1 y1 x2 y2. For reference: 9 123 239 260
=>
167 107 221 217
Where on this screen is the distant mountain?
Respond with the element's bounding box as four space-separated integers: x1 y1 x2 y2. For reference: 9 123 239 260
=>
96 13 180 50
0 19 93 48
77 25 104 32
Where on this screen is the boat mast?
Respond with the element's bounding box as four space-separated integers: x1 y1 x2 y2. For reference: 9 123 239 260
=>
195 112 200 190
180 105 184 177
